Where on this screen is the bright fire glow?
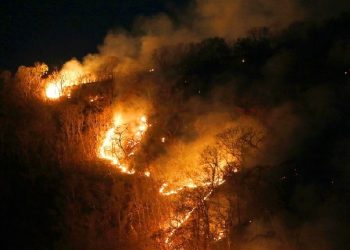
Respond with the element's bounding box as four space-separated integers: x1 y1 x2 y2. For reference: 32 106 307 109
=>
98 114 148 174
161 177 226 244
45 83 61 99
43 60 107 100
159 182 198 196
159 176 225 245
98 113 234 245
164 185 225 244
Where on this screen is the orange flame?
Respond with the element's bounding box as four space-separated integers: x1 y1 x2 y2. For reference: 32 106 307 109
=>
161 177 226 244
98 112 233 245
45 82 61 99
98 114 148 174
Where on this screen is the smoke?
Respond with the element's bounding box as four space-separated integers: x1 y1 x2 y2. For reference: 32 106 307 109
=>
151 111 236 184
53 0 308 78
193 0 304 38
7 1 348 249
300 0 350 20
52 0 308 179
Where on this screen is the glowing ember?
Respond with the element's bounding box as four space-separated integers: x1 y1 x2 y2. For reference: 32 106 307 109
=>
144 171 151 177
215 231 225 241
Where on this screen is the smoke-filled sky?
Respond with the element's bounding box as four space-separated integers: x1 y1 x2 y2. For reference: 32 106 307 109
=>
0 0 349 71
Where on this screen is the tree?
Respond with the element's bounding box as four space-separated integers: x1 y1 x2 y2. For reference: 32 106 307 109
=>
200 146 225 190
14 62 48 101
216 126 264 175
195 125 265 248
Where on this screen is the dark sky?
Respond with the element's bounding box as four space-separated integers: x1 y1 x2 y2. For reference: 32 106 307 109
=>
0 0 188 71
1 0 348 71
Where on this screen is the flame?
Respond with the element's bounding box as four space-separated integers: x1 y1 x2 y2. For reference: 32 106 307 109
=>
161 177 226 244
45 82 61 99
214 231 225 241
164 186 224 244
43 60 107 100
98 114 148 174
89 96 99 103
98 112 235 245
159 182 198 196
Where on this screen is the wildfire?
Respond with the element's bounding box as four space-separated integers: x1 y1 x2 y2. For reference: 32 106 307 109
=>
97 112 234 245
159 182 198 196
43 60 106 100
89 96 99 103
98 114 148 174
45 82 61 99
161 177 227 244
164 186 222 244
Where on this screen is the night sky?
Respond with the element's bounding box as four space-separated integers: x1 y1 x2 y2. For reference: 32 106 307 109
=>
0 0 188 71
1 0 349 71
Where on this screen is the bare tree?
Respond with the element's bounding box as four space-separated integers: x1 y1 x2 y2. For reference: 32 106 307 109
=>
15 62 48 101
200 146 224 190
194 125 265 248
216 126 264 175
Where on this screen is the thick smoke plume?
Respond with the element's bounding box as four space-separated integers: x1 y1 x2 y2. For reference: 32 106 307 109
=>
58 0 305 77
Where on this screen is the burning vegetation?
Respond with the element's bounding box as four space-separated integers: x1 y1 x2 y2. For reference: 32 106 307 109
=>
0 3 349 250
